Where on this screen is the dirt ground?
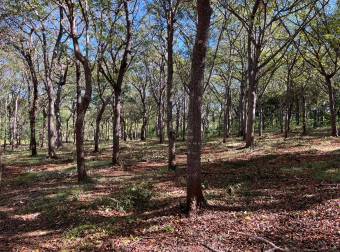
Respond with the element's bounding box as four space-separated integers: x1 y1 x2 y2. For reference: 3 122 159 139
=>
0 133 339 251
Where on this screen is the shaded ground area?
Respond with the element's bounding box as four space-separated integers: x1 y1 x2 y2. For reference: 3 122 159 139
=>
0 134 339 251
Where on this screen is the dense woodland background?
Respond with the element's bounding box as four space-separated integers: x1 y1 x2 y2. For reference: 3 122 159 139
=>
0 0 339 251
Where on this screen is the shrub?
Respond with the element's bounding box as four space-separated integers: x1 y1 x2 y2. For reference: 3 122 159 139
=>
123 182 153 211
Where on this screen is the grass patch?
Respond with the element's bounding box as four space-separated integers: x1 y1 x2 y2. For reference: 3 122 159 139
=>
11 170 71 186
87 159 112 169
91 182 153 212
281 160 340 182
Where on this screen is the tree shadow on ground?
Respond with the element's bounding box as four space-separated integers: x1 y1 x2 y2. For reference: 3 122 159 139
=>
0 141 339 251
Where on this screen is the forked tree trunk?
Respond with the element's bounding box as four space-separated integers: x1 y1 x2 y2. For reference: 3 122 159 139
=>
75 60 92 182
186 0 212 213
109 1 131 165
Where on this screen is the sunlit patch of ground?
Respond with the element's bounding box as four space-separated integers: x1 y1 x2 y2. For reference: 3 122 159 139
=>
0 133 339 251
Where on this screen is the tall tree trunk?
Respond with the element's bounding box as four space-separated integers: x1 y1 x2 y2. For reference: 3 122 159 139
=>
122 115 127 141
3 99 8 150
158 102 164 144
75 60 91 182
223 85 231 143
301 90 307 135
175 104 180 138
26 57 39 156
243 88 248 140
245 81 257 147
182 95 186 141
112 92 121 164
12 96 19 150
326 76 338 137
46 79 57 158
239 79 245 137
40 108 46 148
166 13 176 171
109 1 131 164
140 99 147 141
55 83 63 148
186 0 212 213
140 113 147 141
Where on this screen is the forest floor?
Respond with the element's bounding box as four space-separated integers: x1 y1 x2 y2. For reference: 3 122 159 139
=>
0 132 339 251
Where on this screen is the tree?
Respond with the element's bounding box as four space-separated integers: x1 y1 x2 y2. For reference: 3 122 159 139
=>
186 0 212 213
295 3 340 136
98 0 133 165
223 0 319 147
62 0 93 182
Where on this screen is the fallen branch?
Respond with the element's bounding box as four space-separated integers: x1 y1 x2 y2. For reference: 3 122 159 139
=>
230 231 289 252
201 243 223 252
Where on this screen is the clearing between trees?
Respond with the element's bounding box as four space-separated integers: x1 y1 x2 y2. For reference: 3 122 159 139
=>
0 133 339 251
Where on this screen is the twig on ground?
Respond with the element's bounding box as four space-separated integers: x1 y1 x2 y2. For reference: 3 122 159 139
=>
201 243 223 252
229 231 289 252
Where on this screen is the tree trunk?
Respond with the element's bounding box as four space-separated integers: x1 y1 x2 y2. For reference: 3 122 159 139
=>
182 96 186 141
166 14 176 171
158 102 164 144
239 79 245 137
26 58 39 156
12 96 19 150
140 99 147 141
223 85 231 143
295 98 300 125
94 98 109 152
243 88 248 140
326 76 338 137
245 81 257 147
175 104 180 138
46 79 57 158
302 91 307 135
258 105 263 137
140 115 147 141
40 108 46 148
186 0 211 213
75 60 91 182
3 99 8 150
55 83 63 148
112 92 121 165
